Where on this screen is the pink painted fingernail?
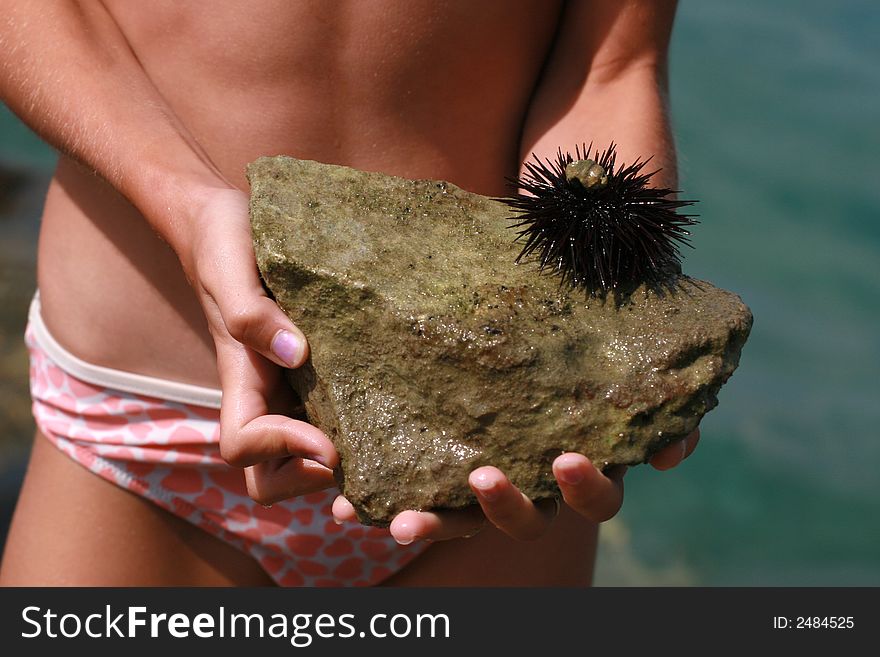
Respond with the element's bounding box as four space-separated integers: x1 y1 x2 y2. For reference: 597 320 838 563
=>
471 473 499 502
310 454 331 468
271 330 304 367
557 466 584 485
392 516 418 545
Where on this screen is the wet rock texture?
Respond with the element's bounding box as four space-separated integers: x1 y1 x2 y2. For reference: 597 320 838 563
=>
248 156 753 526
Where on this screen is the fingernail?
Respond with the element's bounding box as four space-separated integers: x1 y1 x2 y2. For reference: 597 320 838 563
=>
557 466 584 485
310 454 331 468
680 439 688 460
333 516 344 525
271 330 304 367
471 474 499 502
393 517 417 545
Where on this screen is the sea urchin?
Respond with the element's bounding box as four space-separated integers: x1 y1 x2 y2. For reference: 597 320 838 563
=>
501 143 697 295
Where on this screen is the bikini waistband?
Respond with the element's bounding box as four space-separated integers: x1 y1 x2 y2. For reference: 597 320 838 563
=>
28 292 223 409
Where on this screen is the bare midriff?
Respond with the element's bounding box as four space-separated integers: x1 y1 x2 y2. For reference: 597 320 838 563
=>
37 0 563 386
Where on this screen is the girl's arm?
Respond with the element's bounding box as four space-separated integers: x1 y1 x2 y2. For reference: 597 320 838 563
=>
0 0 336 503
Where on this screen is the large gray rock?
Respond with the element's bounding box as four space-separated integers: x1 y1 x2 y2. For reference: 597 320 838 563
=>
248 156 752 526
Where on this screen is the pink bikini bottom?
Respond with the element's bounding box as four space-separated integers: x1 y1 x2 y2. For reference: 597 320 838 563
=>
26 294 426 586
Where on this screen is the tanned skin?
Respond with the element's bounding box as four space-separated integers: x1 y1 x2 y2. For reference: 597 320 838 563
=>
0 0 697 586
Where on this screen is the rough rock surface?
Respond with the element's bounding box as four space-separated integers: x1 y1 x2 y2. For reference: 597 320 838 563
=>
248 156 753 526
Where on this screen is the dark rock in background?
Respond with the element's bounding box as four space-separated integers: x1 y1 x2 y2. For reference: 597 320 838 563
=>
249 157 752 526
0 162 51 546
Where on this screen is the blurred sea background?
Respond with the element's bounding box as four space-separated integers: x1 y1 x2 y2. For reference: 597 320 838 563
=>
1 0 878 584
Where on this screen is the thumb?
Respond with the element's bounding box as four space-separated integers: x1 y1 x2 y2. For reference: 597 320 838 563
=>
195 223 309 368
218 290 309 369
185 186 308 368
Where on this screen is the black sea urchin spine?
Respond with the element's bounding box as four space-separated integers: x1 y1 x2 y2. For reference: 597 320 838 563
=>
501 143 698 295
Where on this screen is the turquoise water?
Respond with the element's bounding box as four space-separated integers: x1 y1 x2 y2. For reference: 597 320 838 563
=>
600 0 880 585
1 0 878 585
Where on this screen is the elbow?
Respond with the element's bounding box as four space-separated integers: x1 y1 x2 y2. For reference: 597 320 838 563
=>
584 54 669 93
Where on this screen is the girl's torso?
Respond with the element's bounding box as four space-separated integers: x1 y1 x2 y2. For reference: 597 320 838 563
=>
38 0 564 384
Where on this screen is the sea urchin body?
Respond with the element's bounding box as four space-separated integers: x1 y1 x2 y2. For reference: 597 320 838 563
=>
501 144 697 295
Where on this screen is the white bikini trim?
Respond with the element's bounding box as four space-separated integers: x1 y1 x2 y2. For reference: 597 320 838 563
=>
29 292 223 409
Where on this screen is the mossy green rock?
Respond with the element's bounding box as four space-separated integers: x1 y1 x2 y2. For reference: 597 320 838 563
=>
248 156 752 526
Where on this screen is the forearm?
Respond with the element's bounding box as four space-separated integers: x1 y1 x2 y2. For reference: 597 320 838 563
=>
0 1 229 253
521 66 677 189
518 0 679 189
